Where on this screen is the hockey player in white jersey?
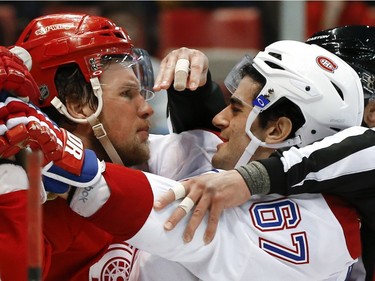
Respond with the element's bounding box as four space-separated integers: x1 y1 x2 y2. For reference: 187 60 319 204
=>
124 40 364 281
0 40 364 280
154 25 375 281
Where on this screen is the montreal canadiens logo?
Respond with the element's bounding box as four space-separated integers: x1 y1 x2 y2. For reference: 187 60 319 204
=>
316 56 338 73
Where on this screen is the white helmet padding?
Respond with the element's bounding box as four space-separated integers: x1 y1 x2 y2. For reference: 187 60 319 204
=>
224 40 364 168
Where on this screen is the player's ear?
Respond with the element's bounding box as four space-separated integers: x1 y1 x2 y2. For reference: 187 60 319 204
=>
363 101 375 128
264 117 292 144
65 97 95 120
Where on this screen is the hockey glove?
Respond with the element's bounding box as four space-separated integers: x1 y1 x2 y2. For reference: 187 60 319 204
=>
0 46 39 100
0 93 102 194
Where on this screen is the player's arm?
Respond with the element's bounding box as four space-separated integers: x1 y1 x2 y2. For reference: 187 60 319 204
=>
0 93 231 280
166 71 226 133
0 92 156 241
0 161 29 281
69 163 154 240
154 126 375 242
254 126 375 196
1 101 197 244
153 47 226 133
0 45 46 281
67 167 247 281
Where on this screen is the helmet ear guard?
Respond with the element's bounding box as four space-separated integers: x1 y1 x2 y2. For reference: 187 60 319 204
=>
226 40 364 167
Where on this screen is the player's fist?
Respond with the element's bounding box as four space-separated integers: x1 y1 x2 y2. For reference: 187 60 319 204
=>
0 46 39 100
0 93 84 174
0 122 27 158
0 93 101 194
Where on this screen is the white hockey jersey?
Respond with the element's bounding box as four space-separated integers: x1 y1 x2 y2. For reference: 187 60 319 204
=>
78 130 359 281
90 130 222 281
125 172 361 281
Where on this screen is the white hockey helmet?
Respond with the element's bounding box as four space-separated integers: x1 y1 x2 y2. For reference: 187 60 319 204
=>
224 40 364 167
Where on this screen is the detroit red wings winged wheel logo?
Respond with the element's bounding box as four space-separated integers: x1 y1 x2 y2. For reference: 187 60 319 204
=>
89 242 138 281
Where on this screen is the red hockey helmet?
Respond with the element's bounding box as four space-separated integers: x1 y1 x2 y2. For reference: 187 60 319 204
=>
15 13 139 107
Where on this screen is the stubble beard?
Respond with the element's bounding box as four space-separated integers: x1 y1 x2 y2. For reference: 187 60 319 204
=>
118 139 151 167
212 145 240 170
212 151 231 170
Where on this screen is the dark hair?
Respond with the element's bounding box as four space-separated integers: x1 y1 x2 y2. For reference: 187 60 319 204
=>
45 55 135 125
54 54 134 112
259 97 305 139
55 63 98 111
40 63 96 126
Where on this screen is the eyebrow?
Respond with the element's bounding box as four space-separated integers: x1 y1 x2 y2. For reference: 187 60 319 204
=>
120 81 141 90
230 96 246 107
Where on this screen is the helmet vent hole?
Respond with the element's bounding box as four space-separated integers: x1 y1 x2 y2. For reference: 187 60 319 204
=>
268 52 282 60
265 61 285 70
330 127 342 133
114 32 126 39
331 82 344 101
21 30 32 43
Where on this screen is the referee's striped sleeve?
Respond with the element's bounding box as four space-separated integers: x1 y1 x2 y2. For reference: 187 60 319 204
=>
257 126 375 196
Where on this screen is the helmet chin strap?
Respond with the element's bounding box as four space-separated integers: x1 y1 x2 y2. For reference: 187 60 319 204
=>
234 107 302 169
51 77 124 165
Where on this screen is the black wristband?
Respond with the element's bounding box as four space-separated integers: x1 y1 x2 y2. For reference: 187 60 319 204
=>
67 186 77 205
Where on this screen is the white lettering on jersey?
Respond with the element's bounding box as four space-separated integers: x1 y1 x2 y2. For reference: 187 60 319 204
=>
65 131 84 160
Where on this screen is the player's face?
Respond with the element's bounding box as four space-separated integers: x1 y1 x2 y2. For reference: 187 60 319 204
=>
212 76 268 170
99 62 154 166
363 100 375 128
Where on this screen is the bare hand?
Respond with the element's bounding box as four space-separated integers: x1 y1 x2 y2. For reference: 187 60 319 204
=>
153 47 209 92
153 170 251 244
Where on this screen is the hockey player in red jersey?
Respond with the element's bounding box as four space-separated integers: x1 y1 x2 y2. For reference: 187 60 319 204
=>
1 12 225 281
0 46 41 281
0 40 364 280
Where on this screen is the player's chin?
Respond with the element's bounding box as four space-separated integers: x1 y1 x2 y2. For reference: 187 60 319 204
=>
211 151 227 170
137 141 150 159
125 143 150 166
